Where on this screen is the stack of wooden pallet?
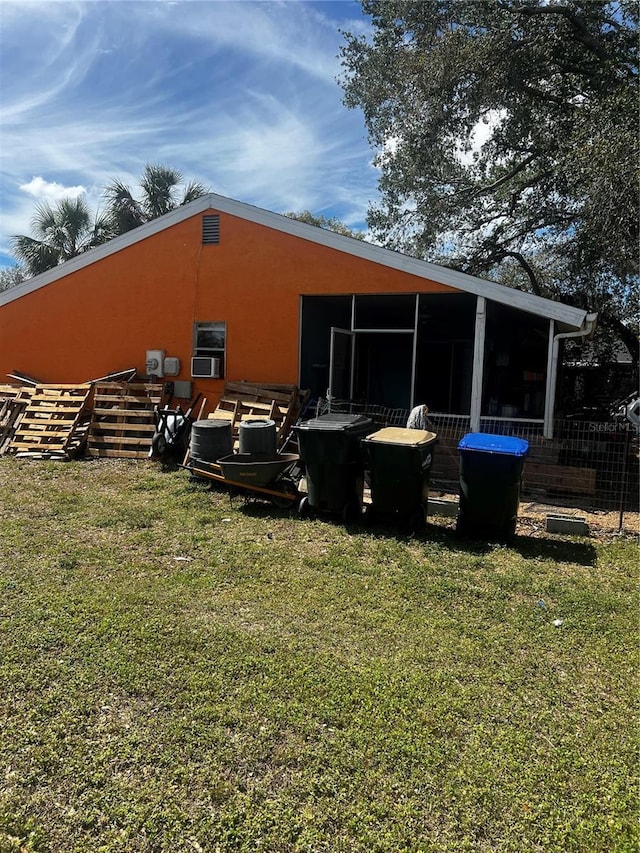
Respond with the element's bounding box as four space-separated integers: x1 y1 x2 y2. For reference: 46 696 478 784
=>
207 381 309 450
0 378 310 463
5 384 91 460
86 381 163 459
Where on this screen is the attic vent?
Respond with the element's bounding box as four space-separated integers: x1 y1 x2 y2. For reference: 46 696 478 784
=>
202 214 220 245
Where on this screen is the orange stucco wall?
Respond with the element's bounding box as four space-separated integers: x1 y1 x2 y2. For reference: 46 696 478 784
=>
0 209 454 400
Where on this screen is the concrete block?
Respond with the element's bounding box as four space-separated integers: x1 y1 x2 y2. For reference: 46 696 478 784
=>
427 498 459 517
545 514 590 536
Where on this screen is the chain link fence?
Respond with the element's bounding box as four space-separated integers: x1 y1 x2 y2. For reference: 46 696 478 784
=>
317 398 638 512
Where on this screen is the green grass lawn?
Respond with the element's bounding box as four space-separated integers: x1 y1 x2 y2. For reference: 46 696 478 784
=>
0 458 637 853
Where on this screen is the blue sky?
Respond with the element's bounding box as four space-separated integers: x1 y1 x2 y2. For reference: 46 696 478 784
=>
0 0 377 268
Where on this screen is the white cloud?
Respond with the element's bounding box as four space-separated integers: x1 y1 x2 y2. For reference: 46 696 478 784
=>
456 110 507 165
19 177 86 201
0 1 378 266
144 0 343 82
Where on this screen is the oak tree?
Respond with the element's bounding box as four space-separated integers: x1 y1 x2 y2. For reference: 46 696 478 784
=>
340 1 639 366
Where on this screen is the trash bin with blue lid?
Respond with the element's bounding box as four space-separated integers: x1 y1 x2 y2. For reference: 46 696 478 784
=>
457 433 529 539
293 413 374 522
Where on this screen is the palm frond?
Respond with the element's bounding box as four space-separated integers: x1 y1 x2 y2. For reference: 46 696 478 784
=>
104 179 145 233
140 164 183 218
10 235 61 276
30 202 57 240
181 180 208 205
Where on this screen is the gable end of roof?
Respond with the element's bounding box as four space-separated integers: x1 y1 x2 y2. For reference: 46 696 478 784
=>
0 193 591 331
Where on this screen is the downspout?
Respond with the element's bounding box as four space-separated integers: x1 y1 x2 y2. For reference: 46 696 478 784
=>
543 312 598 438
410 293 419 408
469 296 486 432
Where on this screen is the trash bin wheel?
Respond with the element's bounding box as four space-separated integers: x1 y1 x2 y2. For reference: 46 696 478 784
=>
456 514 469 537
342 500 362 525
408 507 426 533
363 505 377 527
503 518 517 542
298 495 313 519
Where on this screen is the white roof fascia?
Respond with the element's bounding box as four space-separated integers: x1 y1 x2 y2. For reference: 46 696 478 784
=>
0 192 589 331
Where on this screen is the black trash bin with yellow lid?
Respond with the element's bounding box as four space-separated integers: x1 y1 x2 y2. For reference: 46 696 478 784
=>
362 427 438 529
293 413 374 523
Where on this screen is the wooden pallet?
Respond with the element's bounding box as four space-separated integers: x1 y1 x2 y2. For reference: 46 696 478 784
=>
207 381 309 450
0 387 32 455
429 433 462 487
523 461 597 496
0 384 23 401
87 382 163 459
429 438 597 498
7 385 90 459
67 413 92 459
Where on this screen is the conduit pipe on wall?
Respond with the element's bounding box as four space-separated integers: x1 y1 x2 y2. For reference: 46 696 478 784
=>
543 312 598 438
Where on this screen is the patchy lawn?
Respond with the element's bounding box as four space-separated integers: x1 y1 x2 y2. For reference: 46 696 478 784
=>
0 458 637 853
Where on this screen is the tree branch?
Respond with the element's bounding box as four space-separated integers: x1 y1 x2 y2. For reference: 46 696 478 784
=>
503 4 609 61
517 83 567 106
499 250 543 296
472 245 544 296
472 153 538 197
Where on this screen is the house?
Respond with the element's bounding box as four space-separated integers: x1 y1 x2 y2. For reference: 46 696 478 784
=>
0 193 596 438
559 339 635 420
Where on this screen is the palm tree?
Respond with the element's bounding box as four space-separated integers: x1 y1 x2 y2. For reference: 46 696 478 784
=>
104 164 208 236
11 197 113 277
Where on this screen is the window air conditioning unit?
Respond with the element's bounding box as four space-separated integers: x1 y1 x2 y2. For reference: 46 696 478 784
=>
191 356 221 378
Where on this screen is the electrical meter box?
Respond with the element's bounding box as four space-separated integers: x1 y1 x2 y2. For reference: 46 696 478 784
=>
145 349 165 377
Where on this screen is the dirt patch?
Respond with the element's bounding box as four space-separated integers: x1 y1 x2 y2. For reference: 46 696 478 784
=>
518 501 638 539
427 491 638 539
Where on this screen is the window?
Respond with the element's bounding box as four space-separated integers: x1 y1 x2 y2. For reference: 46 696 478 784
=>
192 322 226 378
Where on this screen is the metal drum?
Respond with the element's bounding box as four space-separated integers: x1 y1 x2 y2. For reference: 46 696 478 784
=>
238 419 277 456
190 419 233 462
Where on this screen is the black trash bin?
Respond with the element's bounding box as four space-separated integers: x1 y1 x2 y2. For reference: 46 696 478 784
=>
293 413 374 522
457 433 529 539
362 427 437 529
